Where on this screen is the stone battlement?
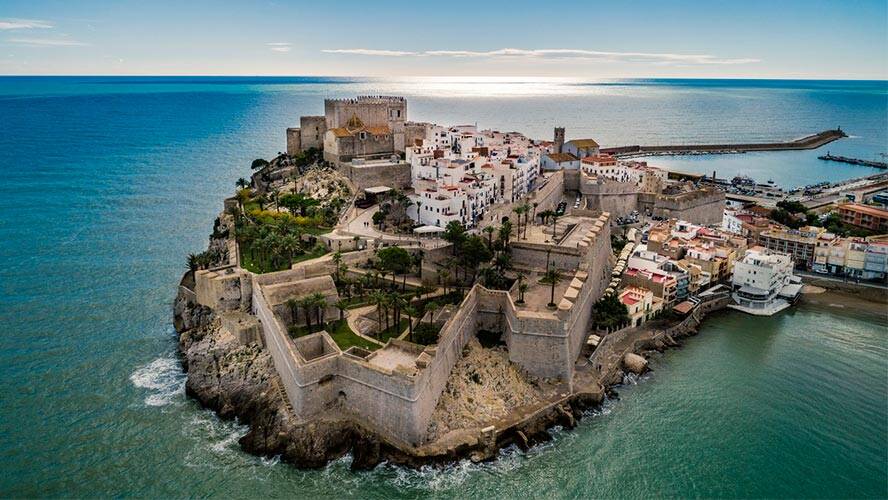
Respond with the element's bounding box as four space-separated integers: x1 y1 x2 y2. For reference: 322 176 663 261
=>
325 95 406 104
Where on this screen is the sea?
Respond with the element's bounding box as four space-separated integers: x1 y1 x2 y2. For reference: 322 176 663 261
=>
0 77 886 498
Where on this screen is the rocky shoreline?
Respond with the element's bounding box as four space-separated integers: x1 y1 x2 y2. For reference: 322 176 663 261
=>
173 274 726 470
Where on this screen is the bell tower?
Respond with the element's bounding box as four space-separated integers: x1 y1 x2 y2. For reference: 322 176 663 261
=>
554 127 565 154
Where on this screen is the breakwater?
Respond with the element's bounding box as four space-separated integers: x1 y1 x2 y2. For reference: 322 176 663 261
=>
818 153 887 169
602 129 847 157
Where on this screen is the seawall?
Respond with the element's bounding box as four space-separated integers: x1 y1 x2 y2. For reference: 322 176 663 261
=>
601 129 847 157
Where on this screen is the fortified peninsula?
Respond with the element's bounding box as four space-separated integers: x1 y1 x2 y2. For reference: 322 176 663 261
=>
174 96 887 469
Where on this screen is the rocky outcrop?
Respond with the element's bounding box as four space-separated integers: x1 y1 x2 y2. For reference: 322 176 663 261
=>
427 338 552 441
622 353 649 375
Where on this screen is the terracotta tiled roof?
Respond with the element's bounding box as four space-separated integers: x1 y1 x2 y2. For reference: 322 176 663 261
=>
365 125 391 136
839 203 888 218
546 152 579 163
568 138 600 148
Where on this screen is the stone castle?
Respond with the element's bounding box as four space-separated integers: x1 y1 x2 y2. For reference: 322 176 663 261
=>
189 206 612 447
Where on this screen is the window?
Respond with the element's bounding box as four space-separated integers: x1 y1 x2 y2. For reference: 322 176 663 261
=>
359 131 367 140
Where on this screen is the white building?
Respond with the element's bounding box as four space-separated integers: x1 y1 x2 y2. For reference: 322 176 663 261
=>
729 247 802 316
405 124 541 228
563 138 600 159
541 152 580 171
722 209 744 235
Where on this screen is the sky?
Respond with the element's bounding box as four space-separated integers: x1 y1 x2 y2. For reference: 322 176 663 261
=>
1 0 886 79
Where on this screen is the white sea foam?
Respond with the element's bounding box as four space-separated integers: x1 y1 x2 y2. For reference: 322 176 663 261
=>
130 356 185 406
182 411 251 469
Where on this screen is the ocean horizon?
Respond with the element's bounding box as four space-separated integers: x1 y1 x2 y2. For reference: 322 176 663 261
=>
0 76 886 497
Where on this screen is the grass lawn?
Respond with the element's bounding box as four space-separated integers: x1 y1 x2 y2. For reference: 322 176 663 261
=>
239 243 328 274
376 319 409 343
288 320 380 352
326 319 380 351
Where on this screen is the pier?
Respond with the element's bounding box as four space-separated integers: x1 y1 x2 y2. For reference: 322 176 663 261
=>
602 129 847 158
818 153 887 169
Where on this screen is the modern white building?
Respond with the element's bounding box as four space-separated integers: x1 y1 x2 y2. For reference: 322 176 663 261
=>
729 247 802 316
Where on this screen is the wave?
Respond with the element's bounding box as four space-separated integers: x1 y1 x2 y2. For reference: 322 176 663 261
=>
130 355 186 406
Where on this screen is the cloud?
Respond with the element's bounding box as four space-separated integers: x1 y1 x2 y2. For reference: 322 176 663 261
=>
323 48 417 57
0 19 53 30
267 42 291 53
322 47 759 65
6 37 88 47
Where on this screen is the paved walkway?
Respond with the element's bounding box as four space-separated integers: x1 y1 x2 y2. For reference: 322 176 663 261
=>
330 205 448 249
345 305 384 347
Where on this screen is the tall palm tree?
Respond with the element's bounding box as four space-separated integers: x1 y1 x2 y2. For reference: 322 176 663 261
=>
403 304 418 342
518 282 529 304
482 226 495 249
332 251 343 283
299 297 314 332
512 205 526 240
369 290 386 335
236 177 249 189
522 202 533 239
438 268 450 295
309 292 327 329
424 301 439 325
498 220 513 246
335 299 349 322
186 253 200 272
286 299 299 328
542 267 563 308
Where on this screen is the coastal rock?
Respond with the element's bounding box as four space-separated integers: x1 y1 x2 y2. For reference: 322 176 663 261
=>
622 353 649 375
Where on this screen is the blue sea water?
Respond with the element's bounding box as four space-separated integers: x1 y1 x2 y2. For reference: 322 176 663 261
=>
0 77 886 498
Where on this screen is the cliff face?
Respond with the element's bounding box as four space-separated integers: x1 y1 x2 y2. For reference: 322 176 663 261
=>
174 282 363 467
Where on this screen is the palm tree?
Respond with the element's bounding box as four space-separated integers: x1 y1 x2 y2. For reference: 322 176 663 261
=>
538 209 553 225
494 252 512 273
310 292 327 329
186 253 200 272
335 299 348 322
332 251 343 283
392 294 407 335
498 220 513 246
518 282 529 304
236 177 249 189
369 290 386 335
542 267 563 308
522 203 534 240
403 304 418 342
286 298 300 327
424 301 439 325
482 226 496 249
438 268 450 295
280 234 300 266
513 205 526 240
299 297 314 332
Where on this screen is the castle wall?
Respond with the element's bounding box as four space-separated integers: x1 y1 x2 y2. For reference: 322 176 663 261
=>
339 161 412 190
325 132 396 164
286 128 301 156
580 179 640 217
510 242 582 272
652 190 725 225
325 98 405 130
299 116 326 151
194 267 251 311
